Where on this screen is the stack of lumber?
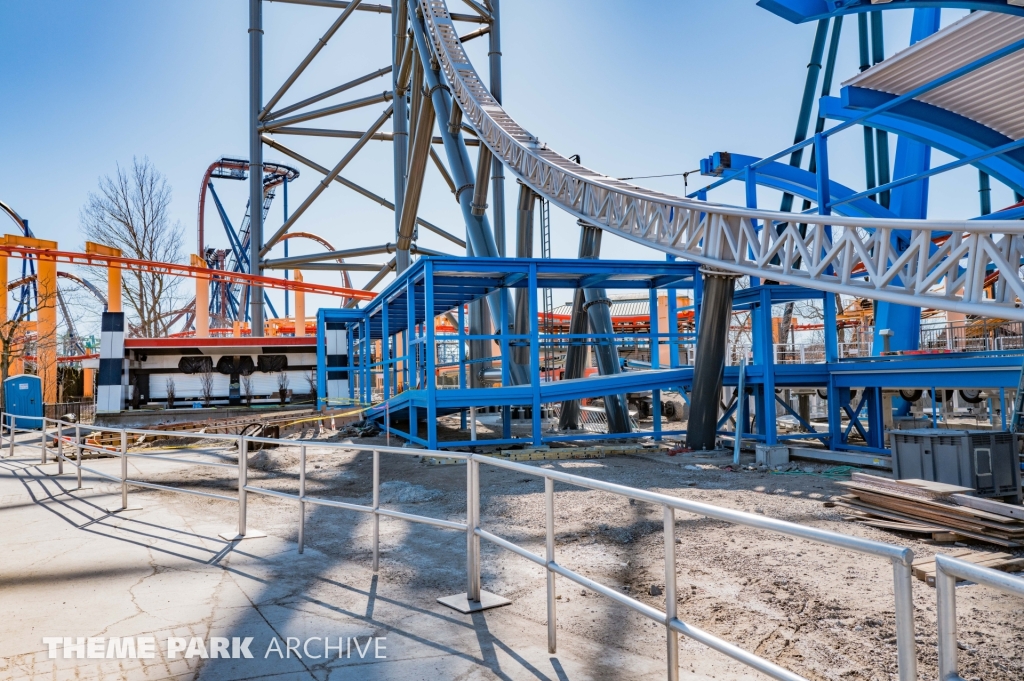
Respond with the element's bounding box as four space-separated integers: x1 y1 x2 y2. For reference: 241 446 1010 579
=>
834 473 1024 547
912 549 1024 586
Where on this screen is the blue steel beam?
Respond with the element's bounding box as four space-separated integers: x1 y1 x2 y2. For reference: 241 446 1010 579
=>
819 96 1024 196
700 152 898 219
758 0 1024 24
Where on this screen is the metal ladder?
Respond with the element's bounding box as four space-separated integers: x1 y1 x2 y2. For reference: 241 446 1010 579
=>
539 198 555 375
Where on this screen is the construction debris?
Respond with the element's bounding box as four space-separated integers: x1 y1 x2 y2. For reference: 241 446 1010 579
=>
834 472 1024 547
911 549 1024 587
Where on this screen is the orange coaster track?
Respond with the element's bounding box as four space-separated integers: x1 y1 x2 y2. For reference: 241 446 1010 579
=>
0 243 375 301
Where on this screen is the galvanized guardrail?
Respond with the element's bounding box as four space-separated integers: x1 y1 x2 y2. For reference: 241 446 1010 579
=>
4 412 927 680
935 554 1024 681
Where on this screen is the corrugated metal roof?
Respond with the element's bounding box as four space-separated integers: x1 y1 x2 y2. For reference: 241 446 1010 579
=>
551 300 651 318
843 11 1024 141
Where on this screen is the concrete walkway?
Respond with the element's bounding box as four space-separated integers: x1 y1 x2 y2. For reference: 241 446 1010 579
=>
0 437 682 681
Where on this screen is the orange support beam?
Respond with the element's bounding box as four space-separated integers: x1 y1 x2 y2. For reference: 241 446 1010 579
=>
3 235 58 402
190 254 209 337
0 248 6 327
294 271 306 337
0 242 375 301
84 241 122 313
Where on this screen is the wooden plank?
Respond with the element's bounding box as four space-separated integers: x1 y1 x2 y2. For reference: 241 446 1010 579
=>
852 518 945 533
850 473 972 497
923 556 1024 586
913 551 1013 581
842 492 998 534
912 549 973 567
842 487 1024 530
833 499 1023 548
898 479 975 495
951 494 1024 521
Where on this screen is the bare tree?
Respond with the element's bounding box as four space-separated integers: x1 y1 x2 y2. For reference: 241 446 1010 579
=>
0 292 56 411
277 372 289 404
242 374 253 406
305 370 317 399
199 368 214 407
165 377 176 408
80 157 185 337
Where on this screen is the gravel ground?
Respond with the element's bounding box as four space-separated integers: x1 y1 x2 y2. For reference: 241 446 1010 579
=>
139 430 1024 681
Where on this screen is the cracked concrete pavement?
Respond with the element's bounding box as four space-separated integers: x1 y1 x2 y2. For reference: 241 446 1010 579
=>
0 434 685 681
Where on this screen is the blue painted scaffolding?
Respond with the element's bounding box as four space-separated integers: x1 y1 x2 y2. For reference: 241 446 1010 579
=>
317 257 700 449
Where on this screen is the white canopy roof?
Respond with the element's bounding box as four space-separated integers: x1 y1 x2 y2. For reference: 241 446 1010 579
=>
843 11 1024 141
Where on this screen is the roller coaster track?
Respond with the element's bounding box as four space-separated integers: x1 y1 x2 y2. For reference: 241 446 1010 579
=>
417 0 1024 322
0 244 374 301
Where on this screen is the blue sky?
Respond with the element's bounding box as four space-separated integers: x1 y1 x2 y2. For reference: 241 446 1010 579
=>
1 1 1010 318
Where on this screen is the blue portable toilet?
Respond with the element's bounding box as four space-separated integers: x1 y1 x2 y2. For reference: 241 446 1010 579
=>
4 374 43 429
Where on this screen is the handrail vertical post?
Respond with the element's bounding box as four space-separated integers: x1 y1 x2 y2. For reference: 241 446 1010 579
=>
372 448 380 571
75 423 82 489
298 444 306 554
120 429 128 510
8 413 14 457
935 558 959 680
40 417 47 464
545 476 556 654
664 506 679 680
56 420 63 475
238 435 248 537
892 558 918 681
467 456 481 601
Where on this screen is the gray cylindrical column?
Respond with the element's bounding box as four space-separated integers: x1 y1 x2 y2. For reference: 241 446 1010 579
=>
248 0 264 336
557 222 630 433
392 0 409 273
686 267 739 451
557 288 588 430
512 182 534 365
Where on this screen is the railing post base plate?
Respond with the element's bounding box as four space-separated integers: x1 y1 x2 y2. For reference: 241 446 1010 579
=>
105 505 143 513
437 591 511 614
219 530 267 542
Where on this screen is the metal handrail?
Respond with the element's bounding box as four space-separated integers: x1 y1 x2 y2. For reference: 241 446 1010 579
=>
468 453 915 681
3 412 918 680
935 554 1024 681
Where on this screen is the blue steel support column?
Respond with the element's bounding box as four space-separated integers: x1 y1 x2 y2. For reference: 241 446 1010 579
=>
865 387 885 449
363 320 371 404
316 310 326 409
407 276 416 438
382 306 390 401
283 178 290 318
529 263 541 445
408 5 526 385
745 166 760 287
347 323 355 402
458 301 466 429
649 287 662 441
824 293 838 363
874 8 938 359
667 255 679 369
780 18 829 217
870 11 891 210
755 287 778 445
425 261 437 449
458 302 466 390
857 13 878 201
500 284 511 439
979 171 992 215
